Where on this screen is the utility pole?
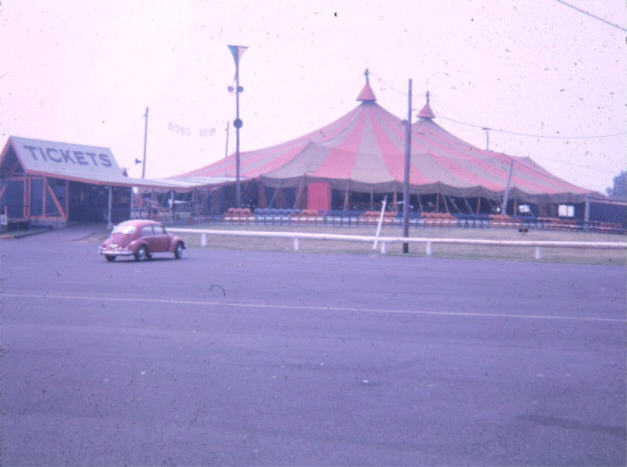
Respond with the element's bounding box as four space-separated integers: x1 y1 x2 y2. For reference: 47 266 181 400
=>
482 127 491 151
501 160 514 214
402 79 412 254
141 107 149 179
224 121 230 159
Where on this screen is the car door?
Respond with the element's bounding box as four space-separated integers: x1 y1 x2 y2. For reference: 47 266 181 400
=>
140 225 157 252
153 224 170 252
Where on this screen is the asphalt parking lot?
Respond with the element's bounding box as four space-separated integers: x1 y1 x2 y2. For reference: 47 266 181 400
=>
1 226 625 465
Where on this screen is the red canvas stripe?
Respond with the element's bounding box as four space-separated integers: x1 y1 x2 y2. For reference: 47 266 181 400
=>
413 124 562 194
311 109 367 178
371 106 435 185
413 124 512 190
415 122 591 194
181 107 361 178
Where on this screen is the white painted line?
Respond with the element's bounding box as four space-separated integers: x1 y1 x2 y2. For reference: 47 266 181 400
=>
4 292 626 323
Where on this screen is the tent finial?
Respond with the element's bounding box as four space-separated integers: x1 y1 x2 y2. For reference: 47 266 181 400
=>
357 69 376 102
417 90 435 119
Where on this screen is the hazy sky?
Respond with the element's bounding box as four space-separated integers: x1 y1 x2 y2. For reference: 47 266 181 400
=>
1 0 625 193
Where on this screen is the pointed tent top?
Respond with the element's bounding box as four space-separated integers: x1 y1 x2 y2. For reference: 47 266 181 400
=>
356 68 376 102
417 90 435 119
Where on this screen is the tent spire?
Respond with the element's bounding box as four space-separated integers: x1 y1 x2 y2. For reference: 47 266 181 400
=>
417 89 435 119
357 68 376 102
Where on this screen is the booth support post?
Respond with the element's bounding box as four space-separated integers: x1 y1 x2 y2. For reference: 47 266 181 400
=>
107 186 113 228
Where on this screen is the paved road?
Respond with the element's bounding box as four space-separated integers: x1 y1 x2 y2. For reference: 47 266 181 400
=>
1 227 625 465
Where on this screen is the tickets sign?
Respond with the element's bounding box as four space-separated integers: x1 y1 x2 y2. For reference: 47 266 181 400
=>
9 136 129 184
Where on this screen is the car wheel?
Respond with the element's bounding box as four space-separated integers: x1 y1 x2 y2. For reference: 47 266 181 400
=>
134 245 149 261
105 255 116 262
174 242 184 259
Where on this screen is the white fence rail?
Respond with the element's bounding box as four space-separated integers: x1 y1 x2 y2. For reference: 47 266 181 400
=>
169 228 627 260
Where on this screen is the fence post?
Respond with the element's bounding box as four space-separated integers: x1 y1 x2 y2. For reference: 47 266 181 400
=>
380 241 387 254
293 237 300 251
535 246 542 260
426 241 432 256
201 233 207 247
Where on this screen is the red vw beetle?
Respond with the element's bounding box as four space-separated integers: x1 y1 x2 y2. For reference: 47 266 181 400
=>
99 219 186 262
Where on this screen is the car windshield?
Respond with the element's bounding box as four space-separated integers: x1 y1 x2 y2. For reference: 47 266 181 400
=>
112 224 136 235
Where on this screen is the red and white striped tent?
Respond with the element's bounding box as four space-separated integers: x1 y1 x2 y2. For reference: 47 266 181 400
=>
179 78 595 213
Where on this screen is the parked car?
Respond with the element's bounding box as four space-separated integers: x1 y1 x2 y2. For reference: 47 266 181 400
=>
99 219 185 262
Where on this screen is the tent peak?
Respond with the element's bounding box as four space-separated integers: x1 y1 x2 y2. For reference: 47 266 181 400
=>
417 90 435 119
357 68 376 102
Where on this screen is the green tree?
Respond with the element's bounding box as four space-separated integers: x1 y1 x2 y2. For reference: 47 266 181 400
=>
606 170 627 199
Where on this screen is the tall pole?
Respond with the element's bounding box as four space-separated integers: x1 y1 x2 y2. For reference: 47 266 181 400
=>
228 45 247 208
402 79 413 254
142 106 149 179
234 58 242 208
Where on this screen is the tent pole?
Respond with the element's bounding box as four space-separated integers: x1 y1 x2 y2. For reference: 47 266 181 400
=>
436 192 440 212
268 186 279 209
343 182 350 211
442 194 450 214
501 160 515 215
370 187 374 211
449 196 462 214
258 183 267 209
417 193 423 213
294 175 306 209
463 197 473 214
476 197 480 215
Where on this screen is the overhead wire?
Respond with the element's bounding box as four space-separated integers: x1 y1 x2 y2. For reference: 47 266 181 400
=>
434 114 627 141
369 72 625 177
551 0 627 32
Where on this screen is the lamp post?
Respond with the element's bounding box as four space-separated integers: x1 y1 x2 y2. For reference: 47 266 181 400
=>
227 45 248 208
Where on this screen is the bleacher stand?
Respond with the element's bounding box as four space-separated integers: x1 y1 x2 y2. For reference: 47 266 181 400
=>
420 212 456 227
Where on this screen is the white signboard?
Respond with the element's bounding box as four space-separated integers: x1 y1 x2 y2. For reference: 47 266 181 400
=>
10 136 130 185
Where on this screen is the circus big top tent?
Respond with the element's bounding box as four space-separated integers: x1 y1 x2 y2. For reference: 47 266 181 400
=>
179 76 604 220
